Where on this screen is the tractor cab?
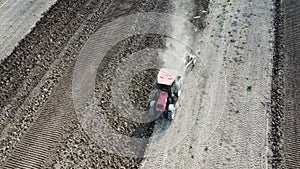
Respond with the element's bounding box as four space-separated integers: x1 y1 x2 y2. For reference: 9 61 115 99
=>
156 68 180 97
152 68 181 119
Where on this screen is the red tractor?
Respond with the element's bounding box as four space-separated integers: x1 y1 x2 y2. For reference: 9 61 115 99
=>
150 55 196 120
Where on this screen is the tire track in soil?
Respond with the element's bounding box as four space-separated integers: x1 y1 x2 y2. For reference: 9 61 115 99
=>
50 1 175 168
140 0 210 168
0 0 140 168
228 1 273 168
0 0 93 131
282 0 300 168
0 0 197 168
0 0 105 163
2 73 72 169
1 0 173 167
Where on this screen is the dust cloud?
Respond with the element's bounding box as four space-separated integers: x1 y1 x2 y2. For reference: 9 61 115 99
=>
159 0 196 73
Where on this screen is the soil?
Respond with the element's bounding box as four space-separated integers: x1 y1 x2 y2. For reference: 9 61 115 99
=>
0 0 298 168
0 0 57 60
141 0 275 168
281 0 300 168
0 0 175 168
269 0 284 168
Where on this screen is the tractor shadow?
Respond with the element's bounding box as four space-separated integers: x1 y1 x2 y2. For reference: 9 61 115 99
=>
154 117 172 133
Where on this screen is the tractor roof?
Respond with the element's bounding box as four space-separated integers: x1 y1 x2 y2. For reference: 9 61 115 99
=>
157 68 178 86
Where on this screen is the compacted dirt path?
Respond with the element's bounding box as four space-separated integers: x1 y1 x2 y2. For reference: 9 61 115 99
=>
0 0 57 61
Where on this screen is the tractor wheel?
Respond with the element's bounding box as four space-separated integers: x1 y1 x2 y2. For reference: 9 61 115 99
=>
167 104 175 120
162 111 167 118
149 101 156 114
177 89 181 97
150 101 156 108
168 110 175 120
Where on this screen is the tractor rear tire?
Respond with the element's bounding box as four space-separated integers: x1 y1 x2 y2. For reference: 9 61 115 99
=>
177 89 181 97
167 104 175 120
168 110 175 120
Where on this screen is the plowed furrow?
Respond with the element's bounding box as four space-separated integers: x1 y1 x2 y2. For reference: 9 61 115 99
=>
0 0 120 167
283 0 300 168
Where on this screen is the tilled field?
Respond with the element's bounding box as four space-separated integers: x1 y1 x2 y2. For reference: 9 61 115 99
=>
1 0 299 168
269 0 284 168
282 0 300 168
0 0 181 168
269 0 300 168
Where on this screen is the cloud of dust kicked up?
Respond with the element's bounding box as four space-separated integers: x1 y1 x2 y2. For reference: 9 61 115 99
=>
159 0 196 73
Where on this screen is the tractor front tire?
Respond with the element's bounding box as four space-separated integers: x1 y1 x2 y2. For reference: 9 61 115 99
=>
150 101 156 108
